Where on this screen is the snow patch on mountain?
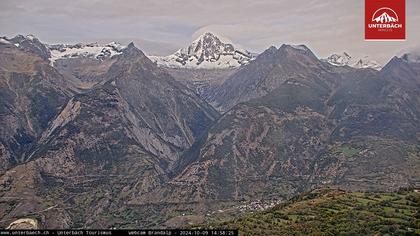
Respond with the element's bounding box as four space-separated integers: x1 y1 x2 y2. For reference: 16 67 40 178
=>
150 32 254 69
323 52 382 70
0 38 11 44
25 34 36 41
48 42 125 65
1 34 125 65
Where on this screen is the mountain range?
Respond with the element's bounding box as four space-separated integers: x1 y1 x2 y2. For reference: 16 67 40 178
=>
0 33 383 71
149 32 254 69
322 52 382 70
0 33 418 230
373 12 398 23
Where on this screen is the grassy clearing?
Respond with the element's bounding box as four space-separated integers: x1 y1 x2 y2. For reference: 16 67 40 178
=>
332 145 361 158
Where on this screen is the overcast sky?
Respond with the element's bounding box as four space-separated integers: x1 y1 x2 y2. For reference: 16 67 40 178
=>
1 0 419 64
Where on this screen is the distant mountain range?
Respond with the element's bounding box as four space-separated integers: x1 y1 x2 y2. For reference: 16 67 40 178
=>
0 35 124 66
0 33 418 230
1 34 383 70
322 52 382 70
48 42 124 64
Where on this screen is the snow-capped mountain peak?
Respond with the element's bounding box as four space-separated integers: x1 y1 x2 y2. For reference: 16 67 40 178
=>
150 32 254 69
1 34 126 65
25 34 37 41
325 52 352 66
323 52 382 70
48 42 125 64
1 34 52 60
353 57 382 70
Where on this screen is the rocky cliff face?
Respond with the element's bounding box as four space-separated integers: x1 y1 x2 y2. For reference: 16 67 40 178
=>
0 40 219 228
136 45 419 209
0 34 419 229
0 42 72 173
3 35 52 61
207 44 332 111
161 68 238 105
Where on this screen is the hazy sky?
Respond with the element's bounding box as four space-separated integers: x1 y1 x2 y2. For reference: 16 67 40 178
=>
1 0 419 64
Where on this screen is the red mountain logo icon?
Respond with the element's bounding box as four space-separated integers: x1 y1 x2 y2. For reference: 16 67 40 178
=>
371 8 399 23
365 0 405 40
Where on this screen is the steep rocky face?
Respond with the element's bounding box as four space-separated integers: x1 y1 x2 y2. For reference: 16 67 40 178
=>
151 32 254 69
138 104 332 204
139 48 337 202
0 33 419 229
324 65 420 190
379 54 420 89
0 42 220 229
208 44 335 111
0 42 72 173
328 68 419 142
107 44 220 155
0 84 167 228
53 56 118 91
0 35 121 92
4 35 52 61
139 46 420 208
162 67 238 103
49 42 125 91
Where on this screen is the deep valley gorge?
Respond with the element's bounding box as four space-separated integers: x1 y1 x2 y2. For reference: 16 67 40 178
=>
0 32 419 233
